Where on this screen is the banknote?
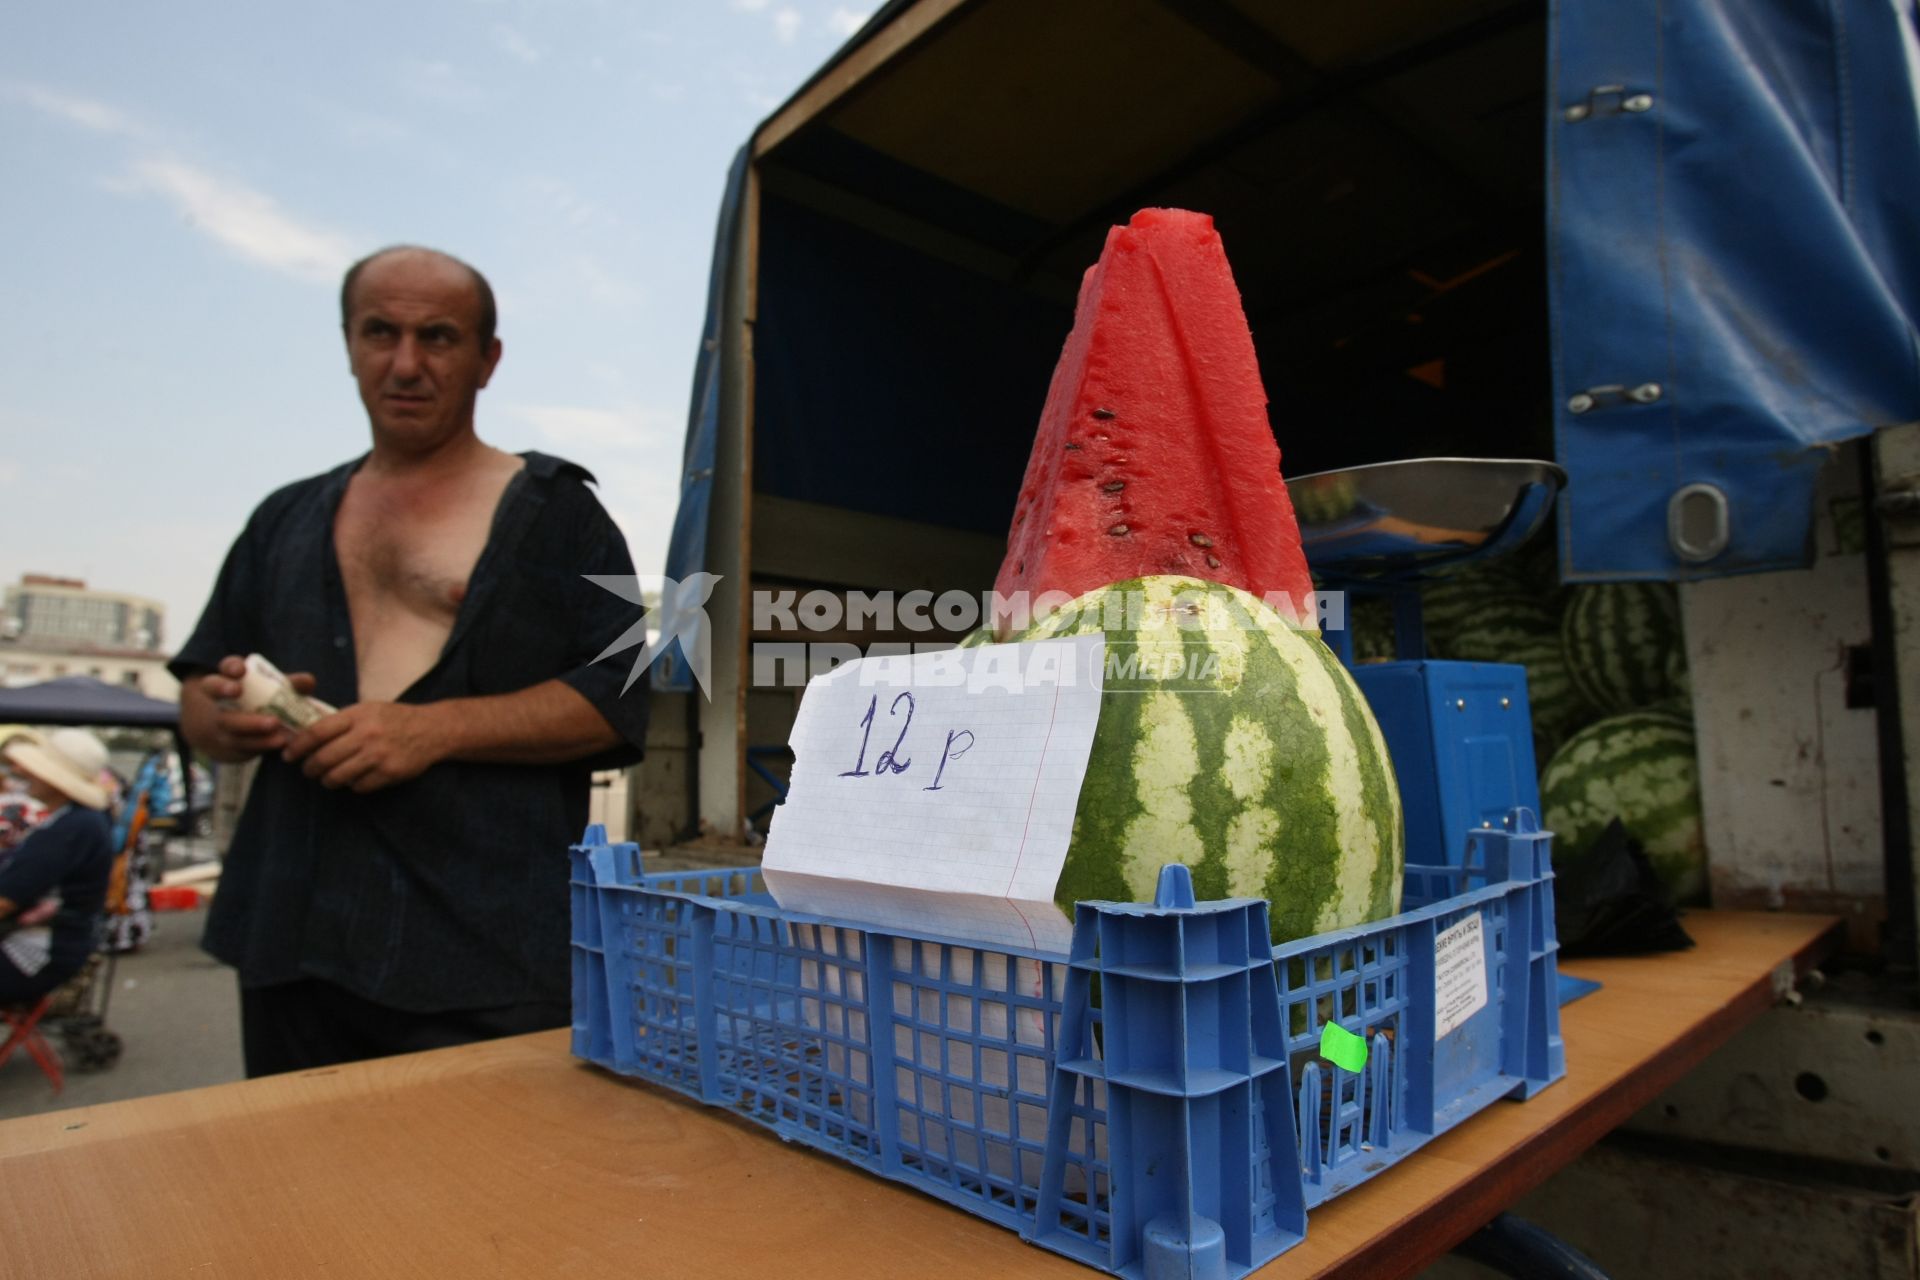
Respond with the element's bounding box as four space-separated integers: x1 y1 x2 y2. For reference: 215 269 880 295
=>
232 653 338 731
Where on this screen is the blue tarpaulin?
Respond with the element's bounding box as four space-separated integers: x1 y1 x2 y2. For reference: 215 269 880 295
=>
655 148 748 692
1550 0 1920 580
666 1 1920 606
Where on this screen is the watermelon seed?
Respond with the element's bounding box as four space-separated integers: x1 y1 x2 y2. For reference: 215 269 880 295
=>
1108 523 1130 537
1091 407 1116 419
1189 533 1214 548
1102 481 1126 493
1206 554 1221 569
1064 442 1082 451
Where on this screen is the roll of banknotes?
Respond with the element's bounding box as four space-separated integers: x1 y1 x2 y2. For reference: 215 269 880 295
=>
233 653 337 730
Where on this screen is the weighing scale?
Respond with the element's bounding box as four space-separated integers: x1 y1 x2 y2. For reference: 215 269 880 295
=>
1289 457 1567 879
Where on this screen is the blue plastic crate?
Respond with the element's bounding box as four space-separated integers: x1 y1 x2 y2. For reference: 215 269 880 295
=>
571 812 1564 1279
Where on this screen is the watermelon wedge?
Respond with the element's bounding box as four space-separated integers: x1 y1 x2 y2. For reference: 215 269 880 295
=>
992 208 1315 635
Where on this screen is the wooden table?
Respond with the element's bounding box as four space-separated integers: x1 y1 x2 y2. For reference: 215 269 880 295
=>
0 911 1838 1279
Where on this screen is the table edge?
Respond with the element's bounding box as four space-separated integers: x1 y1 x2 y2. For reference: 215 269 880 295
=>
1325 914 1845 1280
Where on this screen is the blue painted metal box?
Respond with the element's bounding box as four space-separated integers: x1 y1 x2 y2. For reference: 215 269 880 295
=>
1352 660 1543 870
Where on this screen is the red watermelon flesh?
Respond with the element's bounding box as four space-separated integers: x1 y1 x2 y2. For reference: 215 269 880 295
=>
992 208 1315 635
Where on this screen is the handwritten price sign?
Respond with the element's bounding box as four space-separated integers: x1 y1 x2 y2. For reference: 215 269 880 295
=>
837 691 976 790
760 634 1107 951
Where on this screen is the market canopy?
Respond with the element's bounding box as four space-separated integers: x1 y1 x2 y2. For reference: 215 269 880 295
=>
0 676 180 728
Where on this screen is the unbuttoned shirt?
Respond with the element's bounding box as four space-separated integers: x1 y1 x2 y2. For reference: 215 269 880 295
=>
170 451 651 1013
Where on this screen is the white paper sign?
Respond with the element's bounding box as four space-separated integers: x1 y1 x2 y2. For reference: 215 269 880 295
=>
760 635 1107 952
1434 912 1490 1038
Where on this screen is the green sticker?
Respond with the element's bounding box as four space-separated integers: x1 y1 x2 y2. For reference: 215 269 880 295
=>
1320 1021 1368 1073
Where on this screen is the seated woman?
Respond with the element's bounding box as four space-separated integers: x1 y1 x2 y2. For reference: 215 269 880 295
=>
0 729 114 1005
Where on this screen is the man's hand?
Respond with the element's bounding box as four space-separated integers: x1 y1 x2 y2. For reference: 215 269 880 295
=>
284 702 450 793
180 655 319 763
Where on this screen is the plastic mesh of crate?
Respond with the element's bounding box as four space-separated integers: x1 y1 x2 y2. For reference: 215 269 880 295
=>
571 811 1563 1279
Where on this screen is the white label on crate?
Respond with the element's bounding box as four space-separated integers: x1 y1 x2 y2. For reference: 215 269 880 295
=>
761 634 1106 951
1434 912 1489 1038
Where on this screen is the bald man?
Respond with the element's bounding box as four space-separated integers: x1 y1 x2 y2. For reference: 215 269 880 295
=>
173 246 650 1075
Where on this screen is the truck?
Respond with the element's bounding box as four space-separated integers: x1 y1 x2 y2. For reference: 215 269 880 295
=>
634 2 1920 1271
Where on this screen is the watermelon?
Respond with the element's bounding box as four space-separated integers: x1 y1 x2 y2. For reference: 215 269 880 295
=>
1560 583 1686 716
1541 709 1706 902
1349 593 1397 663
1291 471 1361 526
1022 576 1404 943
991 209 1315 636
1419 566 1533 658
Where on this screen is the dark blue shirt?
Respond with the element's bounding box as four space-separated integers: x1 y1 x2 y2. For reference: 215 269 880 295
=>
170 451 650 1013
0 805 113 976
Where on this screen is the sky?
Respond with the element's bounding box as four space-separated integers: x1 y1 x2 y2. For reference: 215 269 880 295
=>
1 0 874 650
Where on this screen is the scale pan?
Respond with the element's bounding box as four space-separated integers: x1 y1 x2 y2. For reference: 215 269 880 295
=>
1287 457 1566 581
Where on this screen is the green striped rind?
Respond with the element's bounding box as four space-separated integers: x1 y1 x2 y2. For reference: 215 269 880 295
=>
1021 576 1405 943
1350 595 1396 663
1503 635 1590 761
956 626 996 649
1560 583 1684 715
1540 709 1706 903
1420 566 1532 655
1514 526 1563 596
1291 473 1360 525
1437 595 1557 663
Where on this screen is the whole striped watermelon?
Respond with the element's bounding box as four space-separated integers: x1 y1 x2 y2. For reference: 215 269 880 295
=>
1560 583 1685 715
1419 566 1532 657
1349 594 1396 663
1541 709 1706 902
1435 595 1591 757
1022 575 1404 943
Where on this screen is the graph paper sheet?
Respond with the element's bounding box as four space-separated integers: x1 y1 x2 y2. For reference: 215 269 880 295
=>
760 634 1106 952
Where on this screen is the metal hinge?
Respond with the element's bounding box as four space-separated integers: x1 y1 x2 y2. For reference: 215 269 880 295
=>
1566 382 1663 414
1563 85 1655 122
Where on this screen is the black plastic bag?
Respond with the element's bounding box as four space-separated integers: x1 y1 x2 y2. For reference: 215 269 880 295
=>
1555 819 1695 957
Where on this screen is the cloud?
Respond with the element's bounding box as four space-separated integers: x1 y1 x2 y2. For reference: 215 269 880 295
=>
9 82 357 286
4 81 145 137
826 6 874 37
771 7 803 42
490 23 541 64
730 0 771 10
122 157 358 282
0 458 18 485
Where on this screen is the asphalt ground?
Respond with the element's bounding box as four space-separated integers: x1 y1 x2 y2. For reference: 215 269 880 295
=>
0 839 756 1120
0 901 243 1120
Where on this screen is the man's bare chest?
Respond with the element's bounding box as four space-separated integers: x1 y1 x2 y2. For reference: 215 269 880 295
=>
333 475 515 624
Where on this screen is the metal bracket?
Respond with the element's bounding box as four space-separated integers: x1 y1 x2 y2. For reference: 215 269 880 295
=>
1563 85 1655 122
1567 383 1663 414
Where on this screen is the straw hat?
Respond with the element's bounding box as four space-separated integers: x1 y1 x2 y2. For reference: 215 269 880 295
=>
3 728 110 810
